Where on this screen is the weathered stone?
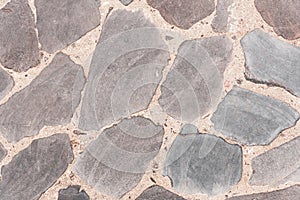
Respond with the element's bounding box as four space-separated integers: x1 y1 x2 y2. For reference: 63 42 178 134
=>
78 10 169 131
250 136 300 185
212 0 233 33
58 185 90 200
255 0 300 40
241 29 300 97
35 0 100 53
0 53 86 143
0 134 73 200
0 142 7 162
146 0 215 29
74 117 164 198
120 0 133 6
211 86 299 145
0 67 13 100
0 0 40 72
136 185 186 200
159 36 232 122
163 124 242 195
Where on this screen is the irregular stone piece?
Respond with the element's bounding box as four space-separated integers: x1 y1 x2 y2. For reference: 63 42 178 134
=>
159 35 232 122
255 0 300 40
0 134 73 200
250 136 300 185
0 53 86 143
163 124 242 195
0 142 7 162
241 29 300 97
0 0 40 72
212 0 233 33
74 117 164 198
58 185 90 200
211 86 299 145
120 0 133 6
228 185 300 200
35 0 100 53
0 67 13 100
79 10 169 131
146 0 215 29
136 185 186 200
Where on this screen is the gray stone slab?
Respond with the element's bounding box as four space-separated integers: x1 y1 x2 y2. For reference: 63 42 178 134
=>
0 133 73 200
0 53 86 143
146 0 215 29
35 0 100 53
211 86 299 145
250 136 300 186
163 124 242 195
78 10 169 131
120 0 133 6
0 67 13 100
159 35 232 122
74 117 164 198
241 29 300 97
0 142 7 162
212 0 233 33
0 0 40 72
136 185 186 200
58 185 90 200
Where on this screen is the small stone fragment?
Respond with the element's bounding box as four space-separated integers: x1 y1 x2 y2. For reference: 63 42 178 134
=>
241 29 300 97
163 124 242 195
250 136 300 185
0 0 40 72
211 86 299 145
120 0 133 6
0 67 13 100
58 185 90 200
0 142 7 162
136 185 186 200
212 0 234 33
0 134 73 200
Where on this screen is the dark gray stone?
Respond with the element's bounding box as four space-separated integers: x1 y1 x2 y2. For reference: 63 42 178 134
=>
163 124 242 195
159 35 232 122
120 0 133 6
136 185 186 200
0 67 13 100
0 142 7 162
250 136 300 186
0 53 86 143
0 0 40 72
241 29 300 97
35 0 100 53
58 185 90 200
74 117 164 198
211 86 299 145
0 134 73 200
78 10 169 131
212 0 233 33
146 0 215 29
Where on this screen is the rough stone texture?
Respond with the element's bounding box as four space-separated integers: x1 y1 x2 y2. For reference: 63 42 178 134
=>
250 136 300 186
0 0 40 72
159 36 232 122
0 53 86 143
120 0 133 6
163 124 242 195
35 0 100 53
78 10 169 131
0 134 73 200
228 185 300 200
255 0 300 40
0 67 13 100
146 0 215 29
0 142 7 162
241 29 300 97
211 86 300 145
136 185 186 200
212 0 233 33
74 117 164 198
58 185 90 200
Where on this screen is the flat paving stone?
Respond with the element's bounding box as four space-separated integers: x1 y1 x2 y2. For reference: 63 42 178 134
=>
250 136 300 186
35 0 100 53
136 185 186 200
211 86 300 145
0 142 7 162
74 117 164 198
0 67 13 100
78 10 169 131
120 0 133 6
241 29 300 97
159 35 232 122
0 134 73 200
163 124 242 195
146 0 215 29
58 185 90 200
0 53 86 143
0 0 40 72
212 0 233 33
255 0 300 40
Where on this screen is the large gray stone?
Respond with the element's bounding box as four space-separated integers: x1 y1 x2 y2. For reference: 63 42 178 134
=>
0 53 86 143
58 185 90 200
241 29 300 97
211 86 299 145
163 124 242 195
35 0 100 53
78 10 169 131
0 134 73 200
120 0 133 6
0 0 40 72
250 136 300 186
136 185 186 200
0 67 13 100
159 35 232 122
74 117 164 198
212 0 233 33
0 142 7 162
